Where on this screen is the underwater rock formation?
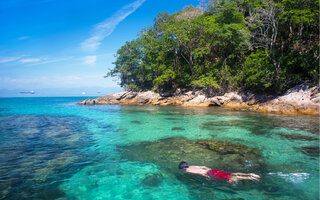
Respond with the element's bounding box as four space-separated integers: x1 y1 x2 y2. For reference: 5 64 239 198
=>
277 133 318 141
117 138 264 173
0 115 90 200
130 120 142 124
171 127 186 131
300 146 320 157
140 172 164 187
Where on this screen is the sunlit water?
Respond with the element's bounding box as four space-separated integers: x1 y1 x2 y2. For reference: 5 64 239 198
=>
0 97 319 200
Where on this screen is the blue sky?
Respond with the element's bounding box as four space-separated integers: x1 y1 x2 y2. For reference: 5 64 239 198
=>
0 0 199 96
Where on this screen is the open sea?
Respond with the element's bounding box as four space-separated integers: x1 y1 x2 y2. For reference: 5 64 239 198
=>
0 97 319 200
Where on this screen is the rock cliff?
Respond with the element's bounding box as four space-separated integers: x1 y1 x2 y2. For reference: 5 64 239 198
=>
79 84 320 115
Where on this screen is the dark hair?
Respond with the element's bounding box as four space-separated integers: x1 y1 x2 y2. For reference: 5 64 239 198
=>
178 161 189 169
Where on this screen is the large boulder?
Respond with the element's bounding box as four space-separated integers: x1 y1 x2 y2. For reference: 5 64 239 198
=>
256 84 320 115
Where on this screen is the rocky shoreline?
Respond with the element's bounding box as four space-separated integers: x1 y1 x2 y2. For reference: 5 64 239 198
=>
79 84 320 116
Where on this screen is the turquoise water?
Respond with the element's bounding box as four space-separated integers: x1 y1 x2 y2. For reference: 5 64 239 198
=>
0 97 319 200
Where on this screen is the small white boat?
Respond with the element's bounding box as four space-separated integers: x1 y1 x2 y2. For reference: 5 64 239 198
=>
20 90 35 94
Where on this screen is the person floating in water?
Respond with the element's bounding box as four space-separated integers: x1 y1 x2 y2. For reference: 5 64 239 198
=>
178 161 260 183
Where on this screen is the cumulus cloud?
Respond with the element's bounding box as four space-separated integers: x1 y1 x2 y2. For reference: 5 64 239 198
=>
83 55 97 65
81 0 146 52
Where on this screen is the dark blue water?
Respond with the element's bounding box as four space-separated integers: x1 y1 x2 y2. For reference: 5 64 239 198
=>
0 97 319 199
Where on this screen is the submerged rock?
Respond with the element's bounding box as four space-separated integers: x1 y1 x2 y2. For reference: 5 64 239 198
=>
0 115 90 200
117 138 264 173
97 124 113 129
202 121 243 127
300 146 320 157
140 172 163 187
278 132 318 141
196 140 261 157
130 120 142 124
165 117 180 121
171 127 186 131
199 120 245 132
199 120 271 136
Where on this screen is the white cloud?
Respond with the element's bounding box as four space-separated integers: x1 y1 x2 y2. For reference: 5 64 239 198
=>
83 55 97 65
16 57 71 65
20 58 42 63
0 56 22 63
30 57 72 65
18 36 29 40
0 54 73 66
81 0 146 52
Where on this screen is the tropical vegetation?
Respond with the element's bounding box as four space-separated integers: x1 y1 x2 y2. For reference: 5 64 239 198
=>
106 0 319 95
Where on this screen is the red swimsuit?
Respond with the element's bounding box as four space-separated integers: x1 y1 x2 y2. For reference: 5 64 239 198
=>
207 170 232 181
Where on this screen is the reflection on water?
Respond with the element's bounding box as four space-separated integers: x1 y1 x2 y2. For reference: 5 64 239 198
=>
0 98 319 200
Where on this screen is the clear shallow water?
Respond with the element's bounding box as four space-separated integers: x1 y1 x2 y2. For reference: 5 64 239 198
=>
0 97 319 200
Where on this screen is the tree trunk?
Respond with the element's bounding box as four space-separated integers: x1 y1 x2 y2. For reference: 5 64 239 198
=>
189 51 194 74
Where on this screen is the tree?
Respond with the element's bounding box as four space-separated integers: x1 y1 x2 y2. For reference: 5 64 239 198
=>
106 0 318 93
246 0 284 87
106 39 148 91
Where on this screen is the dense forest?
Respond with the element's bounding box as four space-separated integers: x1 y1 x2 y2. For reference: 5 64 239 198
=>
106 0 319 95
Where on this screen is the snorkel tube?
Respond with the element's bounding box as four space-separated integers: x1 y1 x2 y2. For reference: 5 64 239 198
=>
182 161 188 169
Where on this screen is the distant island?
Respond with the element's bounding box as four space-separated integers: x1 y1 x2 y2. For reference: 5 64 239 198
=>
81 0 319 115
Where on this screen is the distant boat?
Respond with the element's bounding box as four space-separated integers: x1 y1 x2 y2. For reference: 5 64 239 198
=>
20 90 35 94
81 92 86 95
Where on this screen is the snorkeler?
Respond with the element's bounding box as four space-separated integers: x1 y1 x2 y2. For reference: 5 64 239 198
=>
178 161 260 183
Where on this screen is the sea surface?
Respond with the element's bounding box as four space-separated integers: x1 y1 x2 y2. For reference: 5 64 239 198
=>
0 97 319 200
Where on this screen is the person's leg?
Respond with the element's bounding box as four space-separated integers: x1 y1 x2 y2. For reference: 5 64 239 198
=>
229 173 260 182
228 175 239 183
232 173 249 176
232 173 259 177
228 175 250 183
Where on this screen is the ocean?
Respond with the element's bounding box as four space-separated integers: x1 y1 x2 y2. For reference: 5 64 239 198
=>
0 97 319 200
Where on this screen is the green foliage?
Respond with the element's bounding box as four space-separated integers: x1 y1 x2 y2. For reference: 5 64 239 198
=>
191 74 221 89
106 0 318 94
279 0 319 25
153 69 176 89
214 1 246 25
243 50 274 90
281 47 319 87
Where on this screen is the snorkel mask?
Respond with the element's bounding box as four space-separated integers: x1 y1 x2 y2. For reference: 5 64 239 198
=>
178 161 188 169
182 161 188 169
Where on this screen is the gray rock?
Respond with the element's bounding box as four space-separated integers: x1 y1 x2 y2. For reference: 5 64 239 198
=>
78 84 320 115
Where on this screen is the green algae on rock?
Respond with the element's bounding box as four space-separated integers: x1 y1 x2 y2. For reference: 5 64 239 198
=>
117 138 264 173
